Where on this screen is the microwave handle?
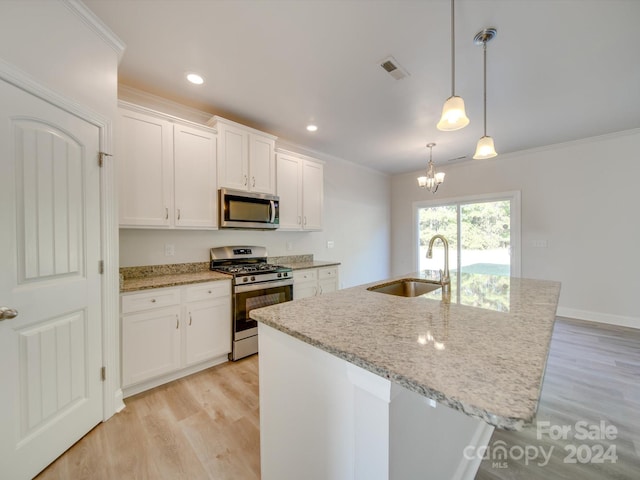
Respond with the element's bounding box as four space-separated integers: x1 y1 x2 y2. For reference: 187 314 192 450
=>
269 200 276 223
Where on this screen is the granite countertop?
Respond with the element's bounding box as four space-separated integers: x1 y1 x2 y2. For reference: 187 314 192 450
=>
279 260 341 270
268 254 340 270
250 270 561 431
119 254 339 293
120 262 231 293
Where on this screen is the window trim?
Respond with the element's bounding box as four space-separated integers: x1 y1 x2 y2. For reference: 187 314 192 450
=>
412 190 522 277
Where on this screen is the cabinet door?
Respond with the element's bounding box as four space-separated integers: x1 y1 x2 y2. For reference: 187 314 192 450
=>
302 160 323 230
117 108 173 227
276 154 302 230
218 123 248 191
250 134 276 194
174 124 217 228
318 267 339 295
184 297 231 366
122 305 181 387
293 269 318 299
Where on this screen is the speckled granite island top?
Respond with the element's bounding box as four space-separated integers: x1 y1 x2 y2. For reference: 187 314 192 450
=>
250 271 561 431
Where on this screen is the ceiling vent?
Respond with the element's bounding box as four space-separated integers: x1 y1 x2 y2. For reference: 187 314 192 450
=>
380 56 409 80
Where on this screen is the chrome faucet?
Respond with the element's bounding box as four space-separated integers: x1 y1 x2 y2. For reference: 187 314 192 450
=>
426 234 450 294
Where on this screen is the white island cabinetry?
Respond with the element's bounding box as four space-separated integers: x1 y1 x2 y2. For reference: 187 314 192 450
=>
117 102 217 229
276 149 324 231
210 116 277 194
121 280 231 396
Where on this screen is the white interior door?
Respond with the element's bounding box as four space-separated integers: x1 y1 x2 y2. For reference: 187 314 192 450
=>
0 79 103 479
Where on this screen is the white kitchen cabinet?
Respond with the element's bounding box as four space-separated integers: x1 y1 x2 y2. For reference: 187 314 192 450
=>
121 280 231 396
210 116 277 194
293 266 339 299
183 282 232 367
276 149 324 231
122 306 182 387
117 102 217 229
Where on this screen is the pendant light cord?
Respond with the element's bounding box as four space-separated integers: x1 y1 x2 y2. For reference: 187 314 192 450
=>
482 41 487 137
451 0 455 96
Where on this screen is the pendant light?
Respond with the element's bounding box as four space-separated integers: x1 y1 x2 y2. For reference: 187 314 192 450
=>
417 143 445 193
473 28 498 160
437 0 469 131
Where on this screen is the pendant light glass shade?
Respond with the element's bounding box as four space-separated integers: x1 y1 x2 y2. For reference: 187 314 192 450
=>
473 135 497 159
437 0 469 131
437 95 470 131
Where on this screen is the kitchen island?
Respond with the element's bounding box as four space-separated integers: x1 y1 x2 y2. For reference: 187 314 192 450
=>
250 271 561 480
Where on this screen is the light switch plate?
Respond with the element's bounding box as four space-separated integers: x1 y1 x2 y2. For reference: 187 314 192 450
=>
165 244 175 256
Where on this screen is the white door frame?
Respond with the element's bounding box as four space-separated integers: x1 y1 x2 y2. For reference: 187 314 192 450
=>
0 58 124 420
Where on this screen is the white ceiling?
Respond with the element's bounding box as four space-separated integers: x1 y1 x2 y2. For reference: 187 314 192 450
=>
84 0 640 174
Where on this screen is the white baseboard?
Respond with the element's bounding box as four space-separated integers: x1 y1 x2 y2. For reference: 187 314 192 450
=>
556 307 639 330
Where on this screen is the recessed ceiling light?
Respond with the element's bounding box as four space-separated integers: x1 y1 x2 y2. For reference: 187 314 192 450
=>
186 73 204 85
306 124 318 132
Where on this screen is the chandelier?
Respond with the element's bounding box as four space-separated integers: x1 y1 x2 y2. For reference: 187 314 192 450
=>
417 143 445 193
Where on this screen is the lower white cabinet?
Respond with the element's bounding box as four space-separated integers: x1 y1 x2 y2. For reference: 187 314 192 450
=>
293 266 339 300
121 280 231 395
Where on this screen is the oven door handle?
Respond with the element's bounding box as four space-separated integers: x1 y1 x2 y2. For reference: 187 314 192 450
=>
235 277 293 293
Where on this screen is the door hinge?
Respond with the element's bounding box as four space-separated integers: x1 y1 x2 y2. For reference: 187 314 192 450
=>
98 151 113 167
101 366 106 381
98 260 104 274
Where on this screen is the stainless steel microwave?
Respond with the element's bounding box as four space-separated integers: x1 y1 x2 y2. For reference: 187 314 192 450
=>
219 188 280 229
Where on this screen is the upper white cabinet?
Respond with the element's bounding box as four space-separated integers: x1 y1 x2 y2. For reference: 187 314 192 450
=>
117 102 217 229
276 149 324 231
210 116 276 194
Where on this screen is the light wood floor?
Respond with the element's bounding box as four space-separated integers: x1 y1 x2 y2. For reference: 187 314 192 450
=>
36 317 639 479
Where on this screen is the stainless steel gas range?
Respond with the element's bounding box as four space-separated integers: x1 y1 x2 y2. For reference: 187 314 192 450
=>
210 246 293 361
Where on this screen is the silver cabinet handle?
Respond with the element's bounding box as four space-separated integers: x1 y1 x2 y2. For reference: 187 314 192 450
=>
297 215 301 225
176 315 179 329
0 306 19 321
243 174 248 186
303 216 307 225
165 207 169 220
252 176 256 187
151 298 156 303
208 290 212 294
189 313 193 326
177 208 181 220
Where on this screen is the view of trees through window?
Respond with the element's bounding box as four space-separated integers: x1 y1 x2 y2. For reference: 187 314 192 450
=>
418 200 511 276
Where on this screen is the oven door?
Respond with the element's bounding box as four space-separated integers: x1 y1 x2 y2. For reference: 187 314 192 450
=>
234 278 293 340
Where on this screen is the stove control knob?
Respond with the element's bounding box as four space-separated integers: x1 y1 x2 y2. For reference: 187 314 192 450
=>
277 273 282 278
251 276 256 282
242 277 248 283
283 272 289 277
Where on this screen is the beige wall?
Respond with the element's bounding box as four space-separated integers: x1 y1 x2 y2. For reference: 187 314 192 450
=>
391 129 640 328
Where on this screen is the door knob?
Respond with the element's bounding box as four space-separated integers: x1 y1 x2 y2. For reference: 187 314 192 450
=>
0 306 18 320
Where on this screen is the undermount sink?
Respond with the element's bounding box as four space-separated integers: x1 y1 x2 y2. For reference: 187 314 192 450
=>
367 279 442 297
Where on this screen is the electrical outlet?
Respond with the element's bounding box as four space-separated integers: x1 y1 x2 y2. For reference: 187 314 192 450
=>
165 244 175 256
327 240 335 249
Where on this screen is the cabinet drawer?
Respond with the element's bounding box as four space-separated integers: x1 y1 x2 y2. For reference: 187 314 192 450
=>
184 281 231 303
121 288 181 314
318 267 338 280
294 269 317 283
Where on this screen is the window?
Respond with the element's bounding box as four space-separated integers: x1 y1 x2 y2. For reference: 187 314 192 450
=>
414 191 521 277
